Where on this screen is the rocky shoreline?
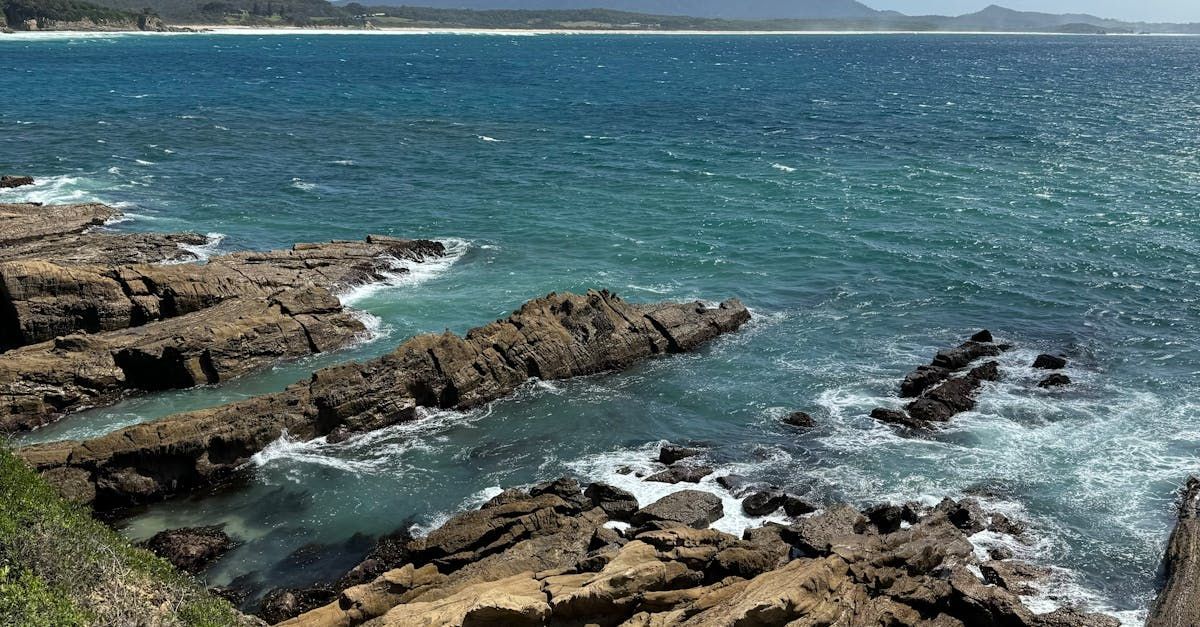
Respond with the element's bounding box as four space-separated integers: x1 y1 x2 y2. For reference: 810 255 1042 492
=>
165 458 1120 626
0 200 446 432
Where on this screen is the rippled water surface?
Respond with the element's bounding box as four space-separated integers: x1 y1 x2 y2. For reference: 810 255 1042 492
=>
3 32 1200 622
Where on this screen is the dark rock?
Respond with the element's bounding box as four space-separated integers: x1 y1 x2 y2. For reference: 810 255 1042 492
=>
645 465 714 485
900 365 952 398
782 411 814 428
1038 373 1071 388
632 490 724 529
1033 354 1068 370
932 340 1003 370
658 443 702 465
905 361 1000 424
257 586 337 624
615 466 634 475
781 495 818 517
1148 476 1200 627
0 175 34 188
484 488 529 508
860 503 904 534
741 490 787 516
715 474 759 496
900 501 925 523
138 525 234 574
936 498 987 534
584 482 639 521
870 407 925 429
970 329 994 343
23 291 751 510
588 526 625 551
989 513 1029 538
336 527 416 589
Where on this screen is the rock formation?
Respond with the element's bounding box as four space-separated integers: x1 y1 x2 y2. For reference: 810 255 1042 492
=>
139 525 236 574
0 202 447 432
871 331 1006 428
271 478 1118 627
18 291 750 510
1148 476 1200 627
0 175 35 188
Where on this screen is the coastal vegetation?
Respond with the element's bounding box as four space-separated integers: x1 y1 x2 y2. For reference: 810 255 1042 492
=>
0 444 244 626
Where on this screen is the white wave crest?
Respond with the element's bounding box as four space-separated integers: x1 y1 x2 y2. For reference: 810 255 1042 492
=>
161 232 226 264
338 238 471 305
771 163 797 173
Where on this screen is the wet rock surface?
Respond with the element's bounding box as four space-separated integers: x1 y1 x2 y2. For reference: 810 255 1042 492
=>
1148 476 1200 627
139 525 235 574
872 331 1007 429
19 291 750 510
271 481 1117 627
0 175 35 188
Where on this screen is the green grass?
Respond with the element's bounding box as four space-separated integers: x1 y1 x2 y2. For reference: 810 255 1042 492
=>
0 445 248 626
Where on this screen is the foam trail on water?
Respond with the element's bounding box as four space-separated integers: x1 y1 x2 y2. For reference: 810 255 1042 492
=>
162 233 226 264
0 174 95 204
339 238 471 305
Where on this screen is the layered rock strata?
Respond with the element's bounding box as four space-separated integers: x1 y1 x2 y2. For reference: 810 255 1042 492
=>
0 202 448 432
274 478 1118 627
18 291 750 510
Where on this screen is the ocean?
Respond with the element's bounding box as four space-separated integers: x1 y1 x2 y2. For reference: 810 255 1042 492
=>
3 32 1199 623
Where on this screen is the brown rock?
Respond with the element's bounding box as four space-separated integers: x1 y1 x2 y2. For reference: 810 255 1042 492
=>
138 525 234 573
633 490 725 530
22 291 749 510
585 483 639 521
658 443 702 465
646 465 714 485
0 175 34 188
1033 353 1068 370
1148 476 1200 627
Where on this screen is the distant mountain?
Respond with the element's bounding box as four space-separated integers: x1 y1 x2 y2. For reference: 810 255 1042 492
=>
342 0 891 20
938 4 1128 30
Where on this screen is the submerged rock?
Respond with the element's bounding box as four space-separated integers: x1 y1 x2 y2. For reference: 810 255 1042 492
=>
1039 373 1072 388
21 291 750 510
0 175 34 188
138 525 235 574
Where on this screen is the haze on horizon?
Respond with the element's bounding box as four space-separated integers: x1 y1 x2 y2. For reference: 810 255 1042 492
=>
872 1 1199 22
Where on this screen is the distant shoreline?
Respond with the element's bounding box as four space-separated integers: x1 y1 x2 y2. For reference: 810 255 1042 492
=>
4 26 1200 37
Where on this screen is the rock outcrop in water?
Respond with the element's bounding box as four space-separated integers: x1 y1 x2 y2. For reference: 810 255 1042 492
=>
0 175 35 188
1148 476 1200 627
273 478 1117 627
871 331 1006 429
18 290 750 510
0 202 447 432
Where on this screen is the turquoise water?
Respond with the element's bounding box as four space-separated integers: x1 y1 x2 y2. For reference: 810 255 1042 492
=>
4 32 1200 622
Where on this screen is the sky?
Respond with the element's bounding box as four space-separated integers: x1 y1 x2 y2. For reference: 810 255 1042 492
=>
869 1 1200 22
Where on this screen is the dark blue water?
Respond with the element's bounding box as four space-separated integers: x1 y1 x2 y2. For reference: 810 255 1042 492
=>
4 32 1200 622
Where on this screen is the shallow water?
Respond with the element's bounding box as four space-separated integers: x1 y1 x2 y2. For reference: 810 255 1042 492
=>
3 32 1199 622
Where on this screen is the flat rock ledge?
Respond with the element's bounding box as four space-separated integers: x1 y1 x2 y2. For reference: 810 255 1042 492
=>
0 202 447 432
266 478 1117 627
1148 476 1200 627
18 290 750 510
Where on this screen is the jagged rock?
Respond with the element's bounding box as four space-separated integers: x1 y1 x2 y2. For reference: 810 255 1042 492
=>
989 512 1029 538
258 587 337 625
646 465 713 485
1039 373 1072 388
783 504 864 555
782 410 815 428
21 291 750 510
1148 476 1200 627
859 503 905 534
905 361 1000 425
990 546 1015 560
715 474 759 496
970 329 994 343
0 286 363 433
0 232 444 349
632 490 724 530
0 175 34 188
933 340 1003 370
741 490 787 516
936 498 987 534
529 477 590 510
782 496 817 517
981 560 1051 595
900 365 952 398
658 443 701 465
1033 353 1068 370
585 483 639 521
870 407 925 429
138 525 234 573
